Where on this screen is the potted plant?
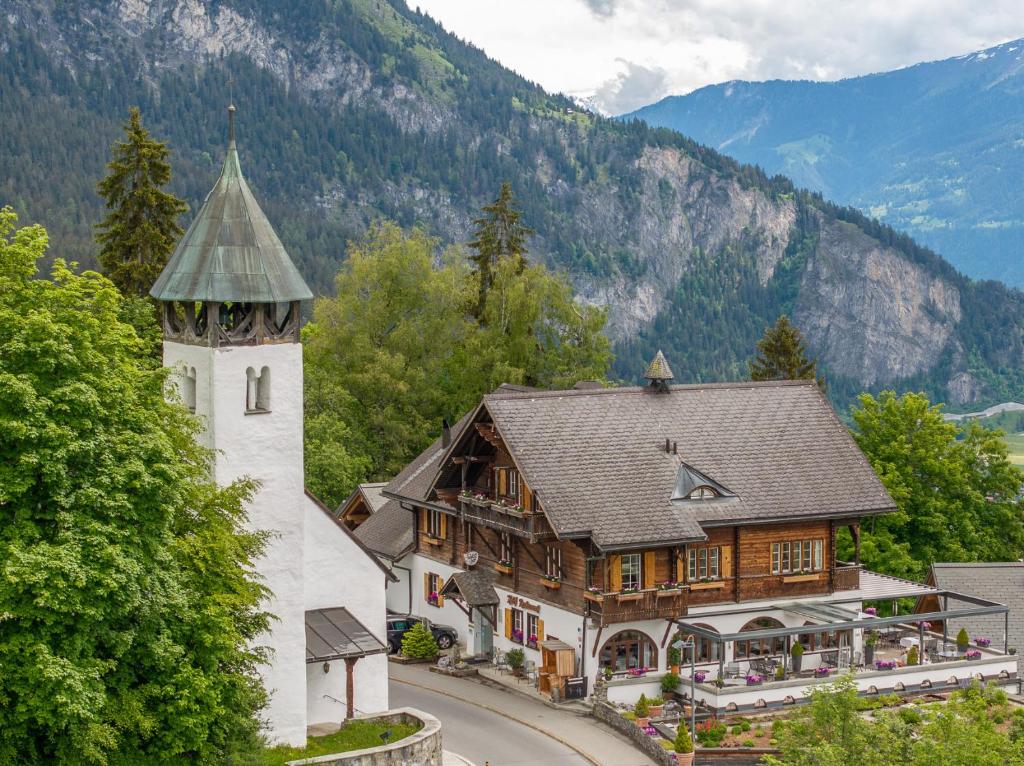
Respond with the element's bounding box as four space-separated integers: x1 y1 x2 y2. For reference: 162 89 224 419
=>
507 648 525 677
512 628 524 644
617 586 643 602
661 672 681 698
791 641 804 673
693 671 707 684
649 696 665 718
668 645 681 673
975 637 992 648
657 580 682 596
956 627 970 653
875 659 896 671
634 694 651 728
673 726 695 766
495 559 514 575
745 673 763 686
814 667 831 678
965 649 982 660
603 666 614 681
527 633 538 650
906 645 919 666
584 586 604 602
776 664 786 681
864 631 878 665
864 606 877 616
541 574 561 590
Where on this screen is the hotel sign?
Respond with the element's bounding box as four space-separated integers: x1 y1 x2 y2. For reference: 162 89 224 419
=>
506 594 540 613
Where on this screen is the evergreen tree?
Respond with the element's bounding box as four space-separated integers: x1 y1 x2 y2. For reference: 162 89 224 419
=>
467 181 534 318
749 315 822 387
0 208 268 764
401 622 439 660
95 107 187 298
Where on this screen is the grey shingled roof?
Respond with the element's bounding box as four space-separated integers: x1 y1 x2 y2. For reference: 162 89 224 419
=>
479 380 894 549
150 115 313 303
354 412 474 560
928 563 1024 660
441 570 500 607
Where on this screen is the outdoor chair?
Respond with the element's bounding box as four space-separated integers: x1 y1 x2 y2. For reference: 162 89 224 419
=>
524 660 538 685
494 649 509 674
725 662 741 678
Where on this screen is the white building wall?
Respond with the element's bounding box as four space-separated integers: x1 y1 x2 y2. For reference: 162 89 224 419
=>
164 340 308 746
385 557 414 616
408 554 472 644
303 496 390 724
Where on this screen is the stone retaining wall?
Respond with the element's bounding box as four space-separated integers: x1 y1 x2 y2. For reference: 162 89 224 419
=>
286 708 442 766
592 701 675 765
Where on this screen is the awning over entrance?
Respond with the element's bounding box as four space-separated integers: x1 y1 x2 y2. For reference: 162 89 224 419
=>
305 607 387 663
440 570 499 607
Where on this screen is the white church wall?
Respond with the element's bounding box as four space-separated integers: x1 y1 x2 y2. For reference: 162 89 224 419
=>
303 496 390 720
164 340 308 747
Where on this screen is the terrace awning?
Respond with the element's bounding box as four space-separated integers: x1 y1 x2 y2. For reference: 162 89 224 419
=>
305 607 387 663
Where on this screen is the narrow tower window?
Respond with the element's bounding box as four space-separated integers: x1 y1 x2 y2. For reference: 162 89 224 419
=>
246 367 271 413
183 366 197 412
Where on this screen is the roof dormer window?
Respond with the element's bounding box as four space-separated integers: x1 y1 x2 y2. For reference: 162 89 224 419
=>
689 486 718 500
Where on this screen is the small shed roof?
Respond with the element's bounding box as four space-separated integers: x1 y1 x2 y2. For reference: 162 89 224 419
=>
150 109 312 304
305 607 387 663
440 570 499 607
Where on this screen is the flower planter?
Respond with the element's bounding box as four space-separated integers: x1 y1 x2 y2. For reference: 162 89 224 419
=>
584 591 604 602
649 705 663 718
675 753 694 766
657 588 684 598
491 502 524 516
671 664 681 674
783 573 820 583
494 563 514 575
635 716 650 728
689 581 725 591
864 645 875 666
617 592 643 603
541 578 561 590
464 496 490 507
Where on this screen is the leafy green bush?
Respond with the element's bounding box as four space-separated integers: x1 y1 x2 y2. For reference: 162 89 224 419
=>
906 645 919 666
739 719 751 732
731 725 742 736
791 642 804 657
1010 709 1024 742
742 739 755 748
898 707 922 725
401 622 439 660
505 648 525 670
697 722 727 747
661 672 681 694
957 627 970 649
634 693 650 718
674 727 694 754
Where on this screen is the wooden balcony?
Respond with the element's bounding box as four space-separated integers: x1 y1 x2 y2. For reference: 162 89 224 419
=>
585 588 688 627
833 562 862 591
457 496 552 542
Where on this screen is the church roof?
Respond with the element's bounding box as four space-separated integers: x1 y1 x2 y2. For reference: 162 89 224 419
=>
644 350 674 382
150 107 312 304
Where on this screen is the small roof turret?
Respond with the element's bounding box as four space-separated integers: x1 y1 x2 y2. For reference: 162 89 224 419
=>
644 350 674 392
150 105 312 304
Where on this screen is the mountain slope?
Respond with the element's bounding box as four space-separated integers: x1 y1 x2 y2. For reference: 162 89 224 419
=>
3 0 1024 407
626 39 1024 286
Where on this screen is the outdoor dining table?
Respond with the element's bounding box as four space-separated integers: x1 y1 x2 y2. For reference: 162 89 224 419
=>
899 636 919 650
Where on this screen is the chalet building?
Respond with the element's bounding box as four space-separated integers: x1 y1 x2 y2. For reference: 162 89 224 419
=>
150 106 392 746
336 482 388 530
362 356 1017 712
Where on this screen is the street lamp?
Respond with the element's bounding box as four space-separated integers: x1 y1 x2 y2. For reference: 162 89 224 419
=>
672 635 697 742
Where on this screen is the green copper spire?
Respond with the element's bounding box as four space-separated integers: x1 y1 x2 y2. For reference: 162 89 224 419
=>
150 105 313 304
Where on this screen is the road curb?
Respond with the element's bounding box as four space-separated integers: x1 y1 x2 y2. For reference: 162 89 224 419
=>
393 676 602 766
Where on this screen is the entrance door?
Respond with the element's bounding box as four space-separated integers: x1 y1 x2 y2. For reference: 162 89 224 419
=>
473 608 494 658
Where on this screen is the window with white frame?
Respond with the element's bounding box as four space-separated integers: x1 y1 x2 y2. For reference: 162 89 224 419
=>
500 532 513 563
620 553 641 591
427 510 444 538
545 546 562 579
687 546 720 580
510 607 524 643
507 468 520 500
526 613 539 646
771 539 825 574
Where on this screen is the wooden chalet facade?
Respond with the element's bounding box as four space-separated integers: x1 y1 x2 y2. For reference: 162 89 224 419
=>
368 357 1014 709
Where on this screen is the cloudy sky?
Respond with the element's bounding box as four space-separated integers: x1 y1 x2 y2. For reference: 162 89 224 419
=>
411 1 1024 115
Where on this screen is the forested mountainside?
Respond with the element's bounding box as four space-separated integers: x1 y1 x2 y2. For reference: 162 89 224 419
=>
4 0 1024 407
626 39 1024 287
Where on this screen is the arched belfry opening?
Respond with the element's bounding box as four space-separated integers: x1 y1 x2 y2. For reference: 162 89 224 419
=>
149 103 312 347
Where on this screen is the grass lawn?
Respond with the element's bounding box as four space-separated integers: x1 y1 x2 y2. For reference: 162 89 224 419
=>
262 719 421 766
1003 433 1024 467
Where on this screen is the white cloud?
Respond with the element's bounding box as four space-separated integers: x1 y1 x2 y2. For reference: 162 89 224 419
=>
411 0 1024 114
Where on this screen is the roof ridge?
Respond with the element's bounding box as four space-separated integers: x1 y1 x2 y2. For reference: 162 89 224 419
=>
485 379 818 400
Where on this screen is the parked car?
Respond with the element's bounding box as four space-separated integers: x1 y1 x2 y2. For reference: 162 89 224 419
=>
386 614 458 654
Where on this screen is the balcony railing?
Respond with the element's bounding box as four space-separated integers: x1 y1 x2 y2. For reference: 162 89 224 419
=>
457 495 551 541
834 562 862 591
585 587 688 626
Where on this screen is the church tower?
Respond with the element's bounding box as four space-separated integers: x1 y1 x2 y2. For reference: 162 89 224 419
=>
150 105 314 746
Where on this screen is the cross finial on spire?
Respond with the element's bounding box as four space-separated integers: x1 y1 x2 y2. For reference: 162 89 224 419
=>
228 103 236 145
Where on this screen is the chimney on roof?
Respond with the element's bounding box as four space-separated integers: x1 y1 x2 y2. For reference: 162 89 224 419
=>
644 350 674 393
442 418 451 448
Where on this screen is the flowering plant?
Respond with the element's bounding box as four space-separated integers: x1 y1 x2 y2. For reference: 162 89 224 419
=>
875 659 897 670
542 574 561 583
473 492 488 501
497 559 514 568
915 621 932 630
620 586 640 595
428 591 439 605
642 726 658 736
975 637 992 647
587 586 603 594
658 580 680 591
864 607 877 616
965 649 982 659
814 667 832 677
628 667 648 677
693 671 707 683
745 674 763 685
511 628 524 643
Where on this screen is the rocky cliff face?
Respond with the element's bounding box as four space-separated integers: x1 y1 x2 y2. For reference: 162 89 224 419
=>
4 0 1023 407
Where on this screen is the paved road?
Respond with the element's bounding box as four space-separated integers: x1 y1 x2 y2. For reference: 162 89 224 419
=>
390 676 590 766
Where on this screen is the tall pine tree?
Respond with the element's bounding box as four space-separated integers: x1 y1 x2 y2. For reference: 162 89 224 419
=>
749 315 823 387
467 181 533 318
96 107 187 298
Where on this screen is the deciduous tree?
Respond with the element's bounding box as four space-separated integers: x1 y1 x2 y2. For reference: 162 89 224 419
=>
0 208 267 764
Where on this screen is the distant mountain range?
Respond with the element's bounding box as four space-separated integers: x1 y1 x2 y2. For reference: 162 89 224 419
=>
3 1 1024 408
626 39 1024 286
